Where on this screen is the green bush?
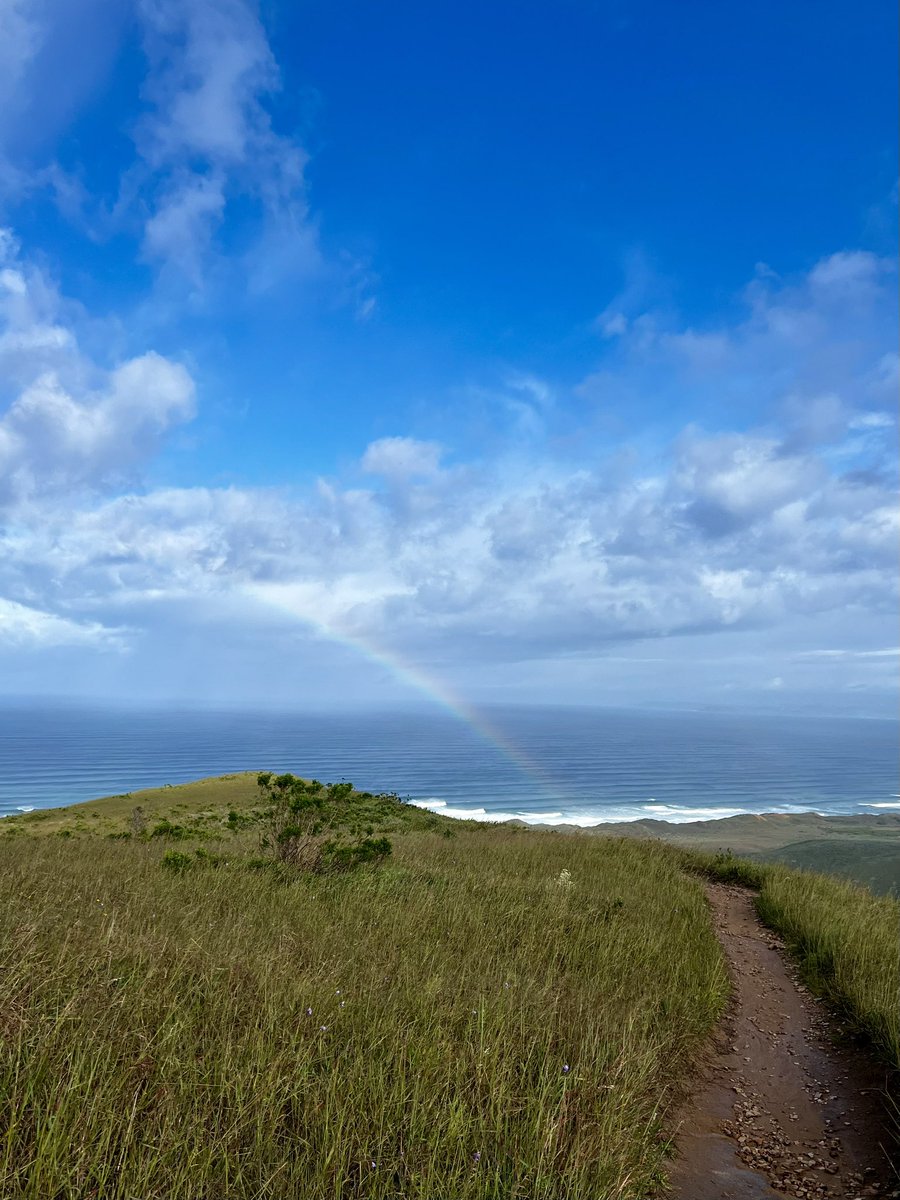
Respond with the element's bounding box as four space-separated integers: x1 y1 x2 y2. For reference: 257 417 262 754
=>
161 850 194 873
150 819 189 840
256 773 392 874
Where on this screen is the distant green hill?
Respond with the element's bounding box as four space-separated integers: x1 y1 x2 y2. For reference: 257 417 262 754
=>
749 837 900 896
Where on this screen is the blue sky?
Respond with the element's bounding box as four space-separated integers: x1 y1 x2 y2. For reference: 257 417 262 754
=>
0 0 897 714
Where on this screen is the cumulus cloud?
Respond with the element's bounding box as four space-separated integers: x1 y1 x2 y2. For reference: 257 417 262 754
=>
0 229 195 506
5 403 895 655
0 247 896 709
673 432 825 537
584 251 898 446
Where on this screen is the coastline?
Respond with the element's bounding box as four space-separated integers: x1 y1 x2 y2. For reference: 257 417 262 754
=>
5 771 898 894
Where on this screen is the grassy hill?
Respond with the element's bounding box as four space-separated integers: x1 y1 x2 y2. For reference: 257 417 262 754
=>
1 774 896 1198
0 774 728 1199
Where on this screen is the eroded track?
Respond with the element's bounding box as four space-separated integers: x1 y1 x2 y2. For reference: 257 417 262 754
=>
667 883 898 1199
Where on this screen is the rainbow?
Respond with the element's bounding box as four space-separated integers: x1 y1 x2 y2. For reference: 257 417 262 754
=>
246 581 560 805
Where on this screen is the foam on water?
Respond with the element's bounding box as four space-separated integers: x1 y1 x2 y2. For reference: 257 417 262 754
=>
408 796 838 826
641 804 749 821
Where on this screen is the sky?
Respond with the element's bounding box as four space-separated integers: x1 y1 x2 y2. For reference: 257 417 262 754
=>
0 0 897 716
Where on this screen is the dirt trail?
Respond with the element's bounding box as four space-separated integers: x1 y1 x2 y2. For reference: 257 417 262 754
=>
666 883 898 1199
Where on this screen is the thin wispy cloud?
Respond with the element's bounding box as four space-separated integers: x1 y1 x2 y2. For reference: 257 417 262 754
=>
130 0 319 289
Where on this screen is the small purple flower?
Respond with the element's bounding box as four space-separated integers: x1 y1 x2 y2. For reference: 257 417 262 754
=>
562 1064 571 1075
305 1006 313 1017
369 1160 377 1169
320 1025 328 1032
472 1151 482 1164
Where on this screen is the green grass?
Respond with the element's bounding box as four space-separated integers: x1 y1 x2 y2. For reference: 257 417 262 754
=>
4 773 896 1196
0 795 728 1199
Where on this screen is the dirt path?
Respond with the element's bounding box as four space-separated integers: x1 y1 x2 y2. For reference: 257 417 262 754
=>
666 883 898 1199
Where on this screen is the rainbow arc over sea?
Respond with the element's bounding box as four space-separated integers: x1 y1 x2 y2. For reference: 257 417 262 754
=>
248 582 561 809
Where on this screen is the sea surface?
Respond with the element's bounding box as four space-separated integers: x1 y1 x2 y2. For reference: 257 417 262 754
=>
0 702 897 824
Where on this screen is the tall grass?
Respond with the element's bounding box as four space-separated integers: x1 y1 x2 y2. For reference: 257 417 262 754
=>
0 829 726 1199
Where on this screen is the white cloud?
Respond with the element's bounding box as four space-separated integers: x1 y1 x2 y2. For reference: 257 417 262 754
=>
132 0 319 286
361 437 444 479
0 247 895 710
6 396 894 657
0 228 195 505
594 248 661 339
674 432 824 536
584 250 898 448
0 597 124 649
141 171 227 273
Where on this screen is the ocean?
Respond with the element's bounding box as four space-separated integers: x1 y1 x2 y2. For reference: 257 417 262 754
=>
1 702 897 824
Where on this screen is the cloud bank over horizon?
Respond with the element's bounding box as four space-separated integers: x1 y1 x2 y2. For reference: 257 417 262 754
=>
0 0 896 715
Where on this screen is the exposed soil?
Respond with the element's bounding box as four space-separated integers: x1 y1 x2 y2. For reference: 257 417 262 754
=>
666 883 898 1199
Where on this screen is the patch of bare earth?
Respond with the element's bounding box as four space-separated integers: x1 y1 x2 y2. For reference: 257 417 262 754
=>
666 883 898 1200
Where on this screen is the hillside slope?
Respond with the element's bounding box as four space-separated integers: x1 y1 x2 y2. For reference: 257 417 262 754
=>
0 774 727 1199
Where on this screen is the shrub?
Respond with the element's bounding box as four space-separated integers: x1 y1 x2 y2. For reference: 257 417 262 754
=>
257 773 392 874
194 848 227 868
161 850 193 873
150 819 189 840
321 835 392 872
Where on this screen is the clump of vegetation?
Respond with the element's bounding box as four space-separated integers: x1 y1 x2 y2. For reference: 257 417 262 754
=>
161 847 229 873
256 772 392 873
160 849 194 873
0 822 726 1199
683 848 767 888
149 818 189 840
